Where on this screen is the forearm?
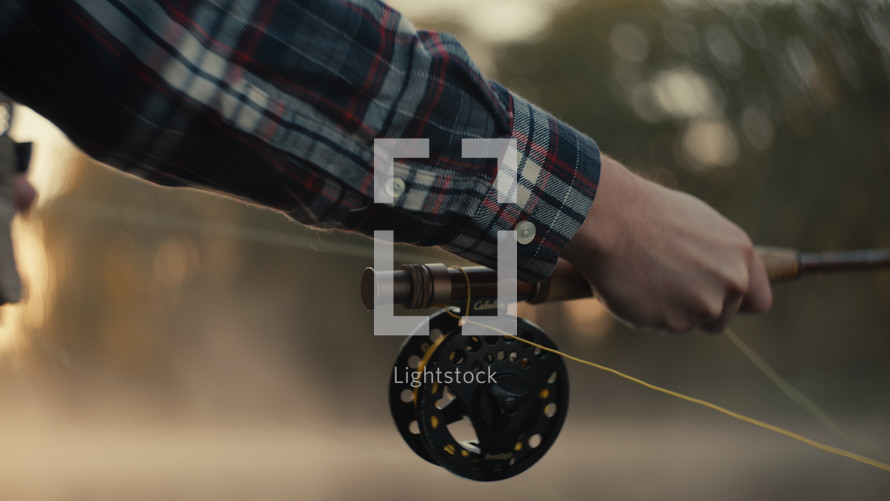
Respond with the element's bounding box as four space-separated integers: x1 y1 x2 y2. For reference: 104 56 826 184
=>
0 0 601 282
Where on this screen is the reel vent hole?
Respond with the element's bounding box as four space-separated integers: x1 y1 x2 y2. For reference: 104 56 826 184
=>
447 416 479 452
408 421 420 435
407 355 421 369
400 389 413 403
482 336 499 346
544 403 557 418
529 434 542 449
430 328 444 341
435 386 457 410
466 337 482 353
449 349 466 366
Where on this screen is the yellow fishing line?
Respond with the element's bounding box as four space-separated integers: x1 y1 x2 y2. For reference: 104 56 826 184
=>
725 328 890 458
439 268 890 473
412 332 448 405
491 321 890 473
449 265 473 320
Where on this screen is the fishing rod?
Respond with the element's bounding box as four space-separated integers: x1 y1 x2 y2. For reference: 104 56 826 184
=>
361 247 890 311
367 246 890 481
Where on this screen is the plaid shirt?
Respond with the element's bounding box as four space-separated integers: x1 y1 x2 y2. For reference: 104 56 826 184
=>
0 0 600 282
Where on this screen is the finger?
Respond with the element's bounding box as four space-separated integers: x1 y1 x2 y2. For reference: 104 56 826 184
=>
700 292 743 334
740 256 772 313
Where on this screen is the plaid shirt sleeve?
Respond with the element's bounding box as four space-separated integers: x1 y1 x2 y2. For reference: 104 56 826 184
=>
0 0 600 282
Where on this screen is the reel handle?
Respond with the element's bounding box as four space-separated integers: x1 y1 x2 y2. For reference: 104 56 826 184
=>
361 247 890 310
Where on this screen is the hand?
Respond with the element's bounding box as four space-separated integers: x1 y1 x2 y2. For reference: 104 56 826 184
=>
559 155 772 334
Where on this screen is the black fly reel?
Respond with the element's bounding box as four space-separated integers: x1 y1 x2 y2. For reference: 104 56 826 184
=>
388 309 569 481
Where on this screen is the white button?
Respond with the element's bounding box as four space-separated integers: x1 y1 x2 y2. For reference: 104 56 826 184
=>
387 177 406 199
515 221 536 245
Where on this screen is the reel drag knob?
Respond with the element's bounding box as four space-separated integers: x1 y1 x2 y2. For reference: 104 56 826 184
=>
477 374 530 429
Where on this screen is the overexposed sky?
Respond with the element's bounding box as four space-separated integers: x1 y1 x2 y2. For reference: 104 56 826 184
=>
388 0 572 44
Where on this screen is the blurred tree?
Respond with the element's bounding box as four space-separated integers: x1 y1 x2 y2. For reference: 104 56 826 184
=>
497 0 890 405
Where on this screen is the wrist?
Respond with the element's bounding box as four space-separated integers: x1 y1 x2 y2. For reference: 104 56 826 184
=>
560 155 636 262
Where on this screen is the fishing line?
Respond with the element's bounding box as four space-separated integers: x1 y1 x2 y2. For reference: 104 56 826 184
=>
444 269 890 474
29 198 890 472
725 327 890 459
52 199 439 262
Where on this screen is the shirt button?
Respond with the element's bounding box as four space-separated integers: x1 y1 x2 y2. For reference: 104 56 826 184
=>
515 221 536 245
390 177 406 199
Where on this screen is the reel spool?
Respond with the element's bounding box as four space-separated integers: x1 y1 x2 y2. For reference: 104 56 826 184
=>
388 310 569 481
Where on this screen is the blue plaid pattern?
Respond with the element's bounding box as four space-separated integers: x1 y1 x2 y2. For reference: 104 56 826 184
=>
0 0 600 282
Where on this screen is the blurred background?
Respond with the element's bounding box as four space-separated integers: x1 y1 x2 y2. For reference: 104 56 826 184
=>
1 0 889 499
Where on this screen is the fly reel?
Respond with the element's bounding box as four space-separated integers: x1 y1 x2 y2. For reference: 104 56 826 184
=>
388 309 569 481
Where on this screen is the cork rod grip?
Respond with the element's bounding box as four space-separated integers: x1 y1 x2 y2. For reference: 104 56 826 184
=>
534 246 801 304
754 246 801 282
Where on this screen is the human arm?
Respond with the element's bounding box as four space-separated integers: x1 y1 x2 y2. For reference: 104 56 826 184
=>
0 0 769 331
0 0 598 284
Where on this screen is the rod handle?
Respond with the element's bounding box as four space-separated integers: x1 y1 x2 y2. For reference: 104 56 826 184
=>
533 247 801 302
754 246 801 282
360 246 806 309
